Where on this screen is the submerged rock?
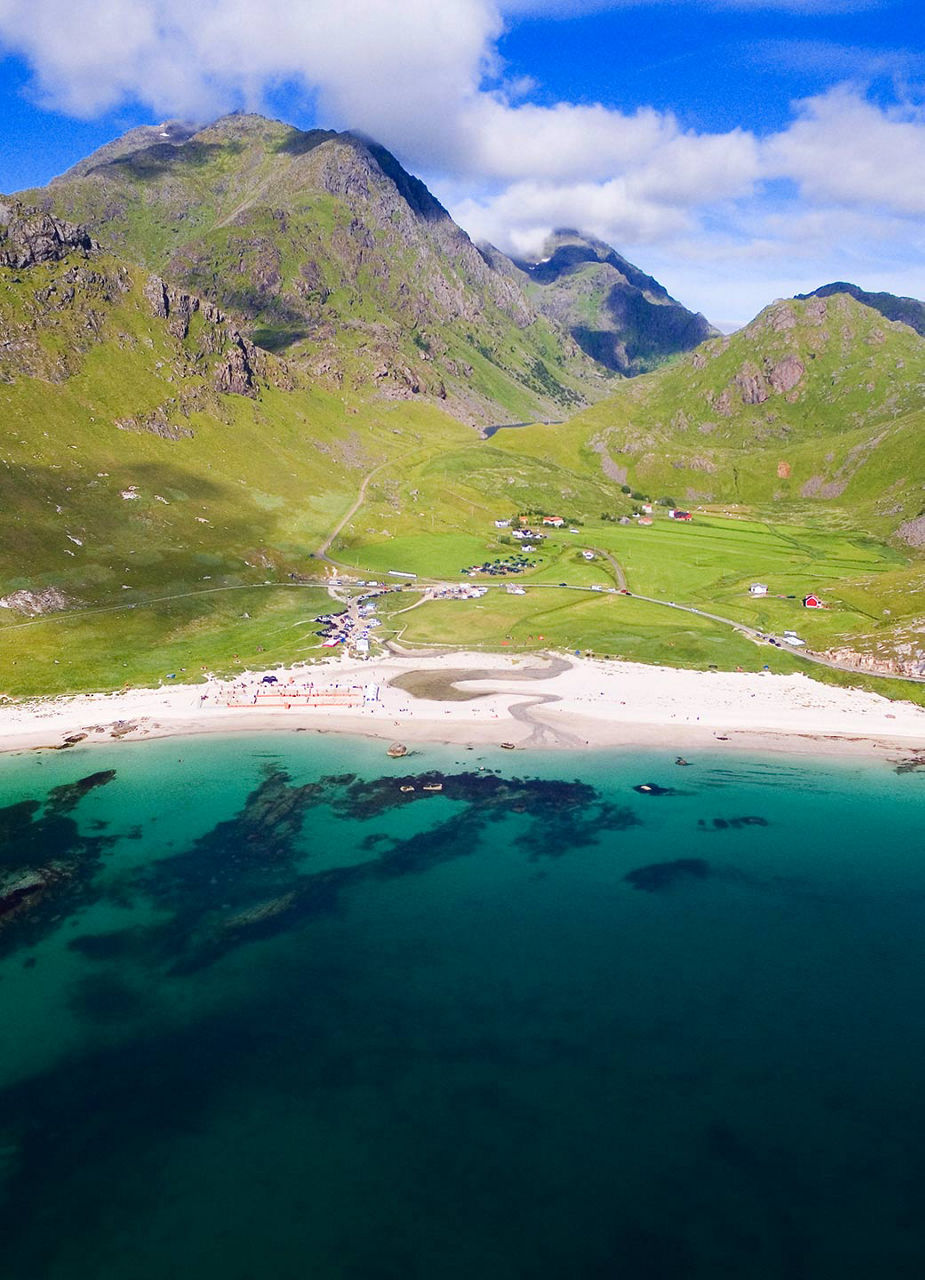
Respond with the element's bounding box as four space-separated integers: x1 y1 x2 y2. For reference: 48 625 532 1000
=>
698 816 769 831
624 858 710 892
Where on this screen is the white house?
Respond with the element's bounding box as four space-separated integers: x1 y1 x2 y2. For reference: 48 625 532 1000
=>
749 583 769 597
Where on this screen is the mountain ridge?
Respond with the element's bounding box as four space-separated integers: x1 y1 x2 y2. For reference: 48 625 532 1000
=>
501 228 717 377
19 112 715 421
798 281 925 339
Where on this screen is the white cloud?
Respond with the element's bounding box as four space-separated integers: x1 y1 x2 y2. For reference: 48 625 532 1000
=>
763 85 925 215
0 0 921 325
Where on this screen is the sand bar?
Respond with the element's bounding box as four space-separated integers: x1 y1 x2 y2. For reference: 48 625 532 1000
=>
1 651 924 762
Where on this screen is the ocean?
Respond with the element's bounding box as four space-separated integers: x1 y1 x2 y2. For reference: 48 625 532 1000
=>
1 731 924 1279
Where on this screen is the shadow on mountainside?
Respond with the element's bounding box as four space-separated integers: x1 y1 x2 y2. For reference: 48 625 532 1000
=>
0 460 291 601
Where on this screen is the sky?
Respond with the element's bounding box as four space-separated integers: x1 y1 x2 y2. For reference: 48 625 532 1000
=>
0 0 923 327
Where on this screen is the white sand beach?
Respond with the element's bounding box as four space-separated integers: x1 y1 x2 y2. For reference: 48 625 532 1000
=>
1 651 923 761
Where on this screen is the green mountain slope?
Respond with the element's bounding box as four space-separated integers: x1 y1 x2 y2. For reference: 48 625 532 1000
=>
4 120 925 694
505 292 925 541
21 114 613 426
0 203 631 693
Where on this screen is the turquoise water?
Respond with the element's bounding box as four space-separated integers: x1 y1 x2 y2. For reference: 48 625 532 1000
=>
1 733 924 1278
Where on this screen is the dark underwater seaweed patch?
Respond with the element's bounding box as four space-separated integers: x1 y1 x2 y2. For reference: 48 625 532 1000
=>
62 767 615 978
624 858 711 892
0 760 625 980
516 801 641 858
375 809 490 878
46 770 116 816
332 770 598 821
0 792 116 957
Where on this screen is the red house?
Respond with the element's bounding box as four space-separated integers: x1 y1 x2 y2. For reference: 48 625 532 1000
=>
803 594 823 609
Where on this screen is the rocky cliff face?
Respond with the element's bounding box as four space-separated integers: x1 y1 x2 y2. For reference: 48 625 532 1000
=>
0 201 268 403
0 200 96 268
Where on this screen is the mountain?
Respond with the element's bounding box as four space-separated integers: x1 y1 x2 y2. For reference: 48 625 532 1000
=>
21 115 717 424
502 229 717 376
798 282 925 339
495 290 925 542
20 114 611 425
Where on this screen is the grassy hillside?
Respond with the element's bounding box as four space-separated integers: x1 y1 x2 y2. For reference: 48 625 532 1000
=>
492 293 925 540
22 115 608 426
2 248 923 694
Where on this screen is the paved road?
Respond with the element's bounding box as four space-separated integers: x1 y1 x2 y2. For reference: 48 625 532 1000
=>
589 546 627 590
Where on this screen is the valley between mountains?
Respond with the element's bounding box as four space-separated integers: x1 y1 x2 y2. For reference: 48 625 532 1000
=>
1 112 924 700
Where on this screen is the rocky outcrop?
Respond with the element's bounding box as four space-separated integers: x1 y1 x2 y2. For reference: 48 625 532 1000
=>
768 354 805 393
115 404 194 439
143 273 261 395
820 646 925 679
729 354 805 407
734 361 769 405
143 274 210 339
0 200 96 268
896 514 925 548
0 587 74 615
215 331 259 396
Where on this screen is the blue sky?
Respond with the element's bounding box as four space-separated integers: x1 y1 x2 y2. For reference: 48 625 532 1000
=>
1 0 923 326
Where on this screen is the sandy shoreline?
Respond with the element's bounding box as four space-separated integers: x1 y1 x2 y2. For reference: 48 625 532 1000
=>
1 651 924 764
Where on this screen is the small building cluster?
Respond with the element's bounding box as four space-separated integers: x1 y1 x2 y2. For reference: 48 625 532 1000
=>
462 554 536 577
432 584 488 600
